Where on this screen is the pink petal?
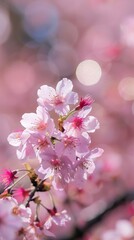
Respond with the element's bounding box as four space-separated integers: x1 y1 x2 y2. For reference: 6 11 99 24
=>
20 113 38 129
66 91 78 105
56 78 73 96
89 148 104 158
84 116 100 133
7 132 23 147
37 85 56 110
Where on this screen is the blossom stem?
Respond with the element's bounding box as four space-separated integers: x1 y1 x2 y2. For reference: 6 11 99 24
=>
48 191 56 208
40 202 48 211
35 203 40 222
17 169 30 172
62 108 76 121
7 172 29 191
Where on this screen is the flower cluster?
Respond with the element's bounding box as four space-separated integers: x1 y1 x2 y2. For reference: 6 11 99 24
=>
8 78 103 188
0 78 103 239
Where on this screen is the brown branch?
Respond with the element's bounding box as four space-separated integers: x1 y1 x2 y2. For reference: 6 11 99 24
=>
57 190 134 240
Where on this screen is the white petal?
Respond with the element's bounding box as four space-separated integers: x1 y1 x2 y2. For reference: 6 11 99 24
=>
20 113 39 129
37 85 56 110
7 132 22 147
36 106 48 120
37 85 56 100
56 78 73 96
84 116 100 133
38 166 54 179
66 91 78 105
55 104 70 115
44 217 52 229
90 148 104 158
78 107 92 118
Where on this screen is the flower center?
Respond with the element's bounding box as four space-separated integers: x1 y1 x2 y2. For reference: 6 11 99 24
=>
83 161 89 170
64 136 77 147
51 158 61 169
79 96 93 109
37 138 49 150
54 96 64 105
37 122 46 131
73 117 83 129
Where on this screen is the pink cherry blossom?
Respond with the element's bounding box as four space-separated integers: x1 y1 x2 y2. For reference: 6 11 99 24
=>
7 130 33 160
0 169 18 188
13 188 30 203
20 106 55 135
23 221 55 240
17 204 32 226
37 78 78 115
5 78 104 239
75 95 94 110
21 225 40 240
55 132 90 162
16 142 35 160
45 209 71 229
34 221 56 238
7 130 30 147
0 197 23 240
38 148 74 186
74 148 104 187
63 107 99 137
8 130 53 161
30 133 53 156
16 132 53 160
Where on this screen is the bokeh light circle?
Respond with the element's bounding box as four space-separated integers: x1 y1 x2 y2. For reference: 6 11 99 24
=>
121 17 134 48
76 59 102 86
118 77 134 101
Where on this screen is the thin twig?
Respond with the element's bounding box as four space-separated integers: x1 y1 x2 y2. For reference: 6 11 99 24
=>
58 191 134 240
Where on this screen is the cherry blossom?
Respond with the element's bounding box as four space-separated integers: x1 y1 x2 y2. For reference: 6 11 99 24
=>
37 78 78 115
0 169 17 188
45 209 71 229
22 221 55 240
7 130 33 160
0 198 23 240
63 107 99 137
13 187 30 203
17 204 32 225
8 131 53 161
7 130 30 147
20 106 55 135
75 95 94 110
54 132 90 162
38 148 74 186
74 148 104 187
4 78 103 239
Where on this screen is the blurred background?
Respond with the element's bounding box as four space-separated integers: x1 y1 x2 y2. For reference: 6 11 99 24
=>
1 0 134 239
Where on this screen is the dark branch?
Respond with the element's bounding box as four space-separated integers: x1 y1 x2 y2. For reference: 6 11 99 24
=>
57 190 134 240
